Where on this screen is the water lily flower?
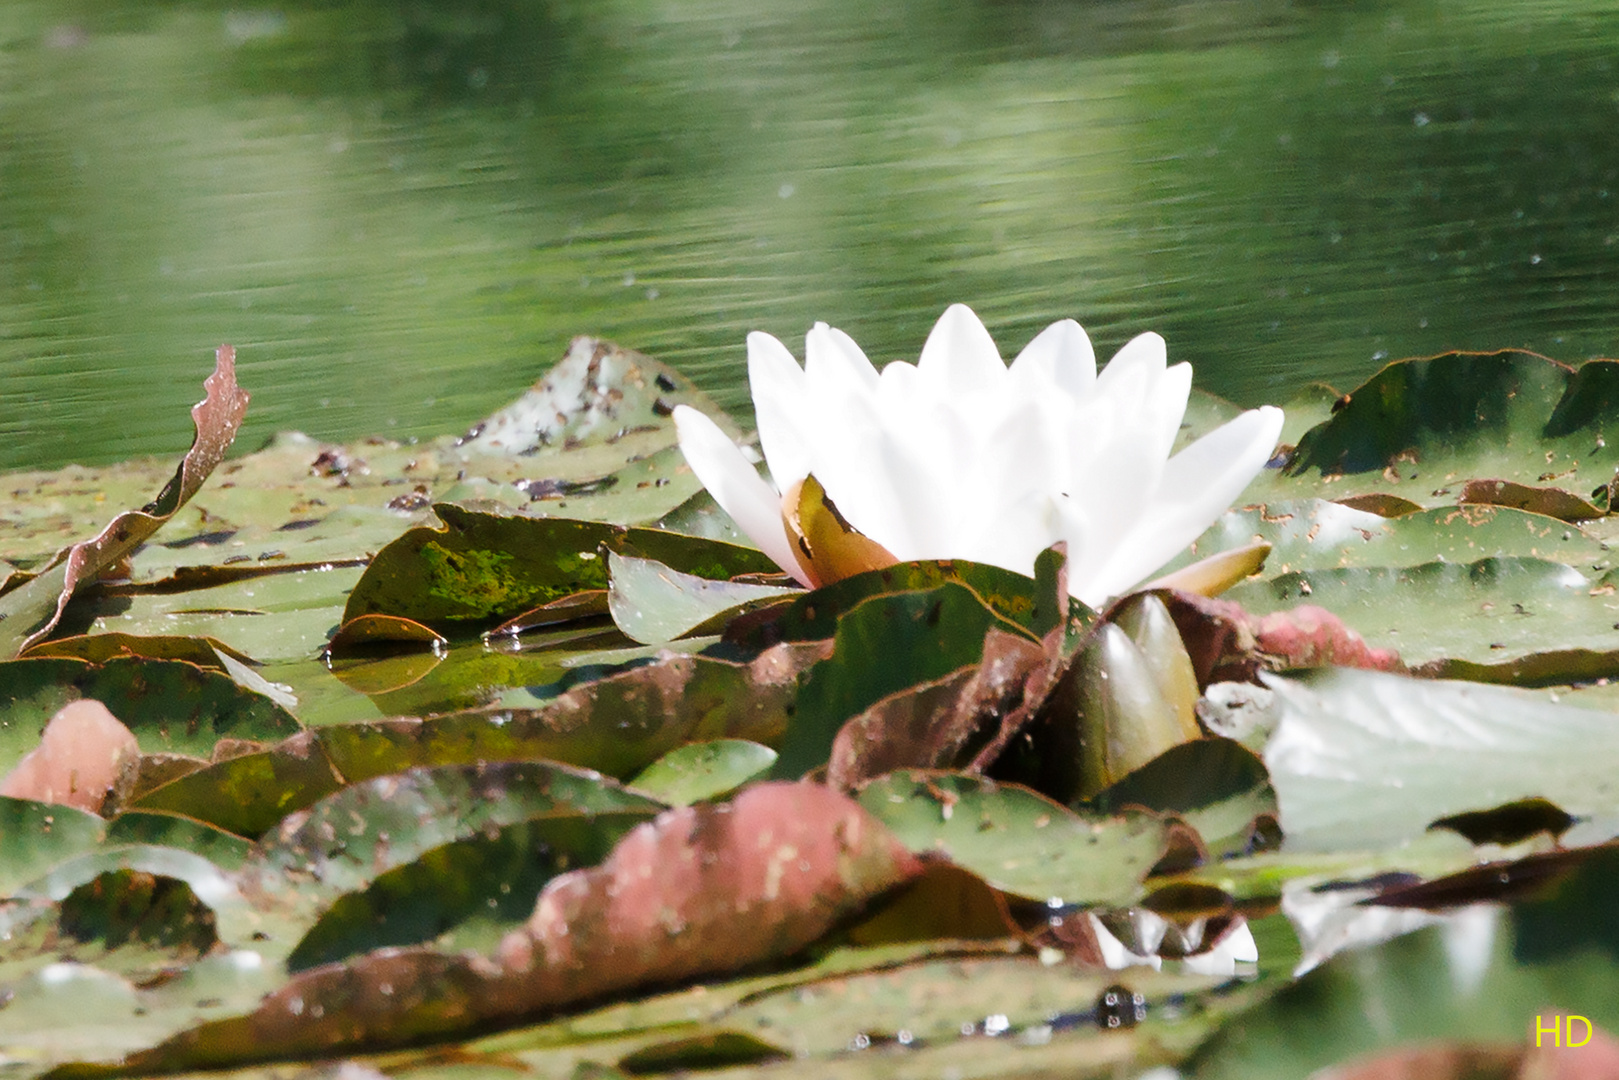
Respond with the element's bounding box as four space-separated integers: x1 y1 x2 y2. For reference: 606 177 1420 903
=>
673 304 1284 607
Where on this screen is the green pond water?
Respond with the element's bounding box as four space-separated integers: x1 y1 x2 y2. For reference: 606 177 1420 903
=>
3 0 1619 471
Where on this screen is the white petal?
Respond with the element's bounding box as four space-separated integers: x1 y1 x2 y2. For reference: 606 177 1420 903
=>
1080 405 1285 604
747 331 814 492
916 303 1006 399
1094 331 1167 397
673 405 812 586
1011 318 1095 396
805 321 879 399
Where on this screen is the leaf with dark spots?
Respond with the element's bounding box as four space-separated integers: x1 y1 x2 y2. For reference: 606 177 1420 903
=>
0 656 303 774
132 643 828 834
856 772 1168 907
1224 556 1619 685
1287 349 1570 478
251 763 663 968
345 507 617 626
103 811 253 871
0 794 105 895
826 628 1050 791
130 729 345 838
772 583 1025 780
287 814 656 970
251 761 662 902
326 641 829 785
0 346 249 658
112 783 921 1070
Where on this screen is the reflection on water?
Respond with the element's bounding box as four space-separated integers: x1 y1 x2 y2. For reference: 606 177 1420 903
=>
3 1 1619 470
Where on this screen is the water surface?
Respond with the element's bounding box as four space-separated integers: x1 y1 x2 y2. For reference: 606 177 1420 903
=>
3 0 1618 470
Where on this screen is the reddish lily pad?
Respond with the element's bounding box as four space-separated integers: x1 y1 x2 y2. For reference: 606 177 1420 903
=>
108 783 922 1070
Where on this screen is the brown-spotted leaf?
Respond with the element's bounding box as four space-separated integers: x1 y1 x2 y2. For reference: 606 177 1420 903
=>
113 783 922 1070
0 346 249 657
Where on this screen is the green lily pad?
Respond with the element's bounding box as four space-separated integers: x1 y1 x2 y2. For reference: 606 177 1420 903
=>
627 740 778 806
344 507 779 630
1166 499 1611 579
0 657 302 774
772 583 1023 779
730 550 1081 650
249 762 662 968
1088 739 1278 861
857 772 1168 907
0 796 106 897
1262 666 1619 852
1248 351 1619 517
1225 556 1619 680
606 551 797 645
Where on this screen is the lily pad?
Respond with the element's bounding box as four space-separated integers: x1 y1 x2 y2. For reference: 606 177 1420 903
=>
100 784 922 1072
0 796 106 896
606 551 797 645
772 583 1025 779
345 508 779 630
1226 556 1619 681
0 346 249 658
1249 351 1619 517
1262 666 1619 852
627 740 778 806
0 657 302 771
856 772 1169 907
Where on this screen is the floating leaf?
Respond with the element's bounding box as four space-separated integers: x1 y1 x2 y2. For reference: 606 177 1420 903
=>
1225 556 1619 684
0 795 105 896
772 583 1024 779
107 783 921 1071
826 628 1053 791
0 657 302 773
605 551 796 645
345 508 778 630
1263 666 1619 852
20 633 255 670
627 739 778 806
1250 351 1619 518
857 772 1168 907
728 551 1081 650
0 346 249 657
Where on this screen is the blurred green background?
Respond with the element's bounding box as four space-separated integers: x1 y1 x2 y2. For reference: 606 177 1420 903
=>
3 0 1618 470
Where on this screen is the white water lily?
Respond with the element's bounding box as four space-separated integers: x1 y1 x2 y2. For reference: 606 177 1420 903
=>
673 304 1284 607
